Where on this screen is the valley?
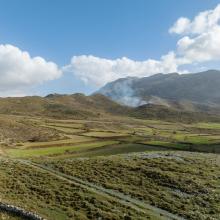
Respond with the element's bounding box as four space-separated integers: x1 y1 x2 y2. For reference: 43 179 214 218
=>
0 77 220 220
1 1 220 219
0 111 220 219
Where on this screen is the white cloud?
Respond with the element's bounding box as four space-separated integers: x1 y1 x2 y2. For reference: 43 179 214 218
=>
0 44 62 96
177 26 220 63
64 52 178 87
66 4 220 87
169 4 220 34
169 17 191 34
171 4 220 65
2 4 220 95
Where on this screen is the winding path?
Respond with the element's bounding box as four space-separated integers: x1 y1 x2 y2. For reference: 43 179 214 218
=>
19 159 185 220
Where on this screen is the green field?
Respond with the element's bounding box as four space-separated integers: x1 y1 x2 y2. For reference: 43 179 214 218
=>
7 140 119 158
194 122 220 129
83 131 129 138
22 135 95 148
4 117 220 158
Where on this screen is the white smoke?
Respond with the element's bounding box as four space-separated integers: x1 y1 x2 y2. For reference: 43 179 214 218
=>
99 77 148 107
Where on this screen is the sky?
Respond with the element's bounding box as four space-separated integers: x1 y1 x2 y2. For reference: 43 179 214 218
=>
0 0 220 96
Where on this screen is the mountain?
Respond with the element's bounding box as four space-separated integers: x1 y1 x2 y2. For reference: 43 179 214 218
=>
0 93 130 119
96 70 220 109
0 93 218 123
1 70 219 123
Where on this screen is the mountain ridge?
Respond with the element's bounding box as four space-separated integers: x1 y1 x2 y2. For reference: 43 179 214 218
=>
0 92 218 123
96 70 220 108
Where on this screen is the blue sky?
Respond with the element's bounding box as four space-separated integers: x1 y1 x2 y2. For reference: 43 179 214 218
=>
0 0 220 96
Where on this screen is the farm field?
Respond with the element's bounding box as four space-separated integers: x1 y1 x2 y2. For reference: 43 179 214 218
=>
2 116 220 159
1 115 220 219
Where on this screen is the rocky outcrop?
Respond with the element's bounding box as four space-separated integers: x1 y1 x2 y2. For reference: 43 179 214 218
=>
0 202 46 220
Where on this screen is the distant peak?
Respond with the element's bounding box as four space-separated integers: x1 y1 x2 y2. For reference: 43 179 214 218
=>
45 93 62 98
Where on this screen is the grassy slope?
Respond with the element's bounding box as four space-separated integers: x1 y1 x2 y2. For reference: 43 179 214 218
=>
0 93 219 123
0 116 62 144
44 152 220 220
1 92 220 220
0 159 149 220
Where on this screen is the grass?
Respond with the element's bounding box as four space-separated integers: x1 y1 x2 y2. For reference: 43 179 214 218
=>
194 122 220 129
0 159 148 220
46 123 84 129
142 140 220 153
0 212 23 220
45 151 220 220
171 133 214 144
1 116 220 219
65 143 169 158
43 126 85 134
22 135 96 149
1 115 220 159
7 141 119 158
2 98 220 220
83 131 128 138
141 140 189 150
3 116 220 158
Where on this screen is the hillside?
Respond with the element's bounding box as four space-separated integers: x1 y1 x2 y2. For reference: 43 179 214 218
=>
0 116 61 144
97 70 220 109
0 93 219 123
1 96 220 219
0 94 129 119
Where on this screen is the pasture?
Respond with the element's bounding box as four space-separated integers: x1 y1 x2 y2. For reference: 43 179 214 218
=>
3 116 220 158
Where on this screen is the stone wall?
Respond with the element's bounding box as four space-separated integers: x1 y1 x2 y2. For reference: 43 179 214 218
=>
0 202 47 220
